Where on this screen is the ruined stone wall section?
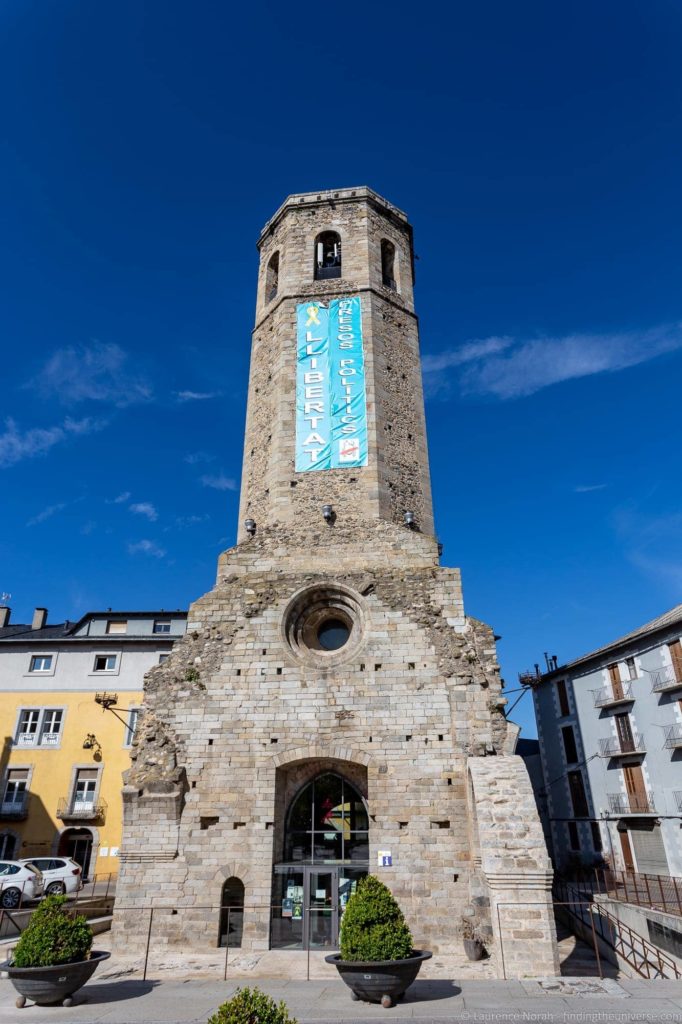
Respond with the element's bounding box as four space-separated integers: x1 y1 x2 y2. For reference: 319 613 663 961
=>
468 757 559 977
115 565 511 952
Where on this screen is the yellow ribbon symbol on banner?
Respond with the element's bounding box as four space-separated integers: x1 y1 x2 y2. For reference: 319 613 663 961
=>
306 305 321 326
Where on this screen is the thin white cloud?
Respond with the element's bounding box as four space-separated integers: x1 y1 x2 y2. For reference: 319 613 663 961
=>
108 491 131 504
574 484 607 494
129 502 158 522
29 341 153 407
174 514 210 527
184 451 215 465
127 539 166 558
0 417 105 469
423 322 682 400
26 502 68 527
612 505 682 592
422 337 513 373
175 390 219 403
201 473 237 491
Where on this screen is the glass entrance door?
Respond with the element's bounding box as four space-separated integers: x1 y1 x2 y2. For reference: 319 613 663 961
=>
305 870 336 949
271 865 367 949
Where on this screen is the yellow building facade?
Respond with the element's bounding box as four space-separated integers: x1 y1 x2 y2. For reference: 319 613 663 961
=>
0 607 186 879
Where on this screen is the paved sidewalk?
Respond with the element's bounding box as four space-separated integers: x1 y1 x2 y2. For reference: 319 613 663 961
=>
2 975 682 1024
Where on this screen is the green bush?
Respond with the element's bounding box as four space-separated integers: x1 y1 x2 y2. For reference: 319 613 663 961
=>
208 986 297 1024
12 895 93 968
339 875 413 962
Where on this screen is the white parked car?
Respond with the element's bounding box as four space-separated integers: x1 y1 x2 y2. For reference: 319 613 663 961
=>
19 857 83 897
0 860 44 908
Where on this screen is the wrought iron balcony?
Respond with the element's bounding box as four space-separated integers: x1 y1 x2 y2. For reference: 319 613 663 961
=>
0 793 29 819
598 735 646 758
592 682 634 708
608 793 656 815
650 666 682 694
664 724 682 750
57 797 107 822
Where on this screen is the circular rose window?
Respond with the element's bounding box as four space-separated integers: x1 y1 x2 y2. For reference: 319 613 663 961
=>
283 584 366 665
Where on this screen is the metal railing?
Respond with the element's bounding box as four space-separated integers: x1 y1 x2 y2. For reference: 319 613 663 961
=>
56 796 108 821
664 724 682 749
0 793 30 819
554 877 680 979
650 666 682 693
0 871 115 913
594 867 682 916
592 683 634 708
607 793 656 815
598 735 646 758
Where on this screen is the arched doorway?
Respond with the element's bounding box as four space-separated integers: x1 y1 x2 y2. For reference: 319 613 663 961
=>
271 772 369 949
218 877 245 948
58 828 93 879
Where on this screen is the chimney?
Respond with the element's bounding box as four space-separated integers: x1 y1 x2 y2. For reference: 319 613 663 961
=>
32 607 47 631
0 606 10 628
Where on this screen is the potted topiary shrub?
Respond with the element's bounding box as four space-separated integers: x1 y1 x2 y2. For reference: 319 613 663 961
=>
325 875 431 1007
207 986 297 1024
0 894 110 1008
462 918 486 961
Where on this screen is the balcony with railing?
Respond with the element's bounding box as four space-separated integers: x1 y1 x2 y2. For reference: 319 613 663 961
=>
598 735 646 758
664 724 682 750
592 682 634 708
0 792 29 820
57 796 107 822
650 666 682 694
607 792 657 815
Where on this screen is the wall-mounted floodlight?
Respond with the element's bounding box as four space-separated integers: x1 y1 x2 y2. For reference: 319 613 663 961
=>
403 510 416 528
244 519 257 536
322 504 334 523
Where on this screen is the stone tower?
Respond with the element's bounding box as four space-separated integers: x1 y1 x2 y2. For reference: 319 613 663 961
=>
114 187 558 977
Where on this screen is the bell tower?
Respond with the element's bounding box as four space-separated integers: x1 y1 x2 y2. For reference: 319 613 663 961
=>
236 187 434 554
114 187 559 979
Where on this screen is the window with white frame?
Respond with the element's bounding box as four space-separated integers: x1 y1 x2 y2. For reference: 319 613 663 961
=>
15 708 63 747
2 769 28 813
73 769 98 811
16 709 40 746
106 620 127 634
29 654 53 672
40 709 63 746
153 620 171 634
93 654 117 672
124 708 140 747
625 657 637 680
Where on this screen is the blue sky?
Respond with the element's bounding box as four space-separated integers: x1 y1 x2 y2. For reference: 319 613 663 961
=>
1 1 682 739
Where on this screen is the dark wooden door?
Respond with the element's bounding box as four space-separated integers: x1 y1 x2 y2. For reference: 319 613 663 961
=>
619 830 635 872
669 640 682 683
623 764 648 812
608 663 624 700
615 713 634 753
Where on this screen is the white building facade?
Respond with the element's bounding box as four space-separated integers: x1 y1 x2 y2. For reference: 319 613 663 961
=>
529 604 682 878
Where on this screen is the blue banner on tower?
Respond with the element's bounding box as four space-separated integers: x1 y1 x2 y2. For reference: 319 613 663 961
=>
295 296 368 472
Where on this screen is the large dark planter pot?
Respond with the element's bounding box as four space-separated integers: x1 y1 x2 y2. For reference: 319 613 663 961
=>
1 950 111 1008
463 937 485 961
325 950 432 1007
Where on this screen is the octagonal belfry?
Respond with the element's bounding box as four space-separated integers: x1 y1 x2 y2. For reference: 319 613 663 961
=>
113 187 559 976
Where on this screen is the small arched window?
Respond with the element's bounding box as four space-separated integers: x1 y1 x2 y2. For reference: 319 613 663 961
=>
314 232 341 280
266 251 279 302
381 239 396 290
218 876 245 948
